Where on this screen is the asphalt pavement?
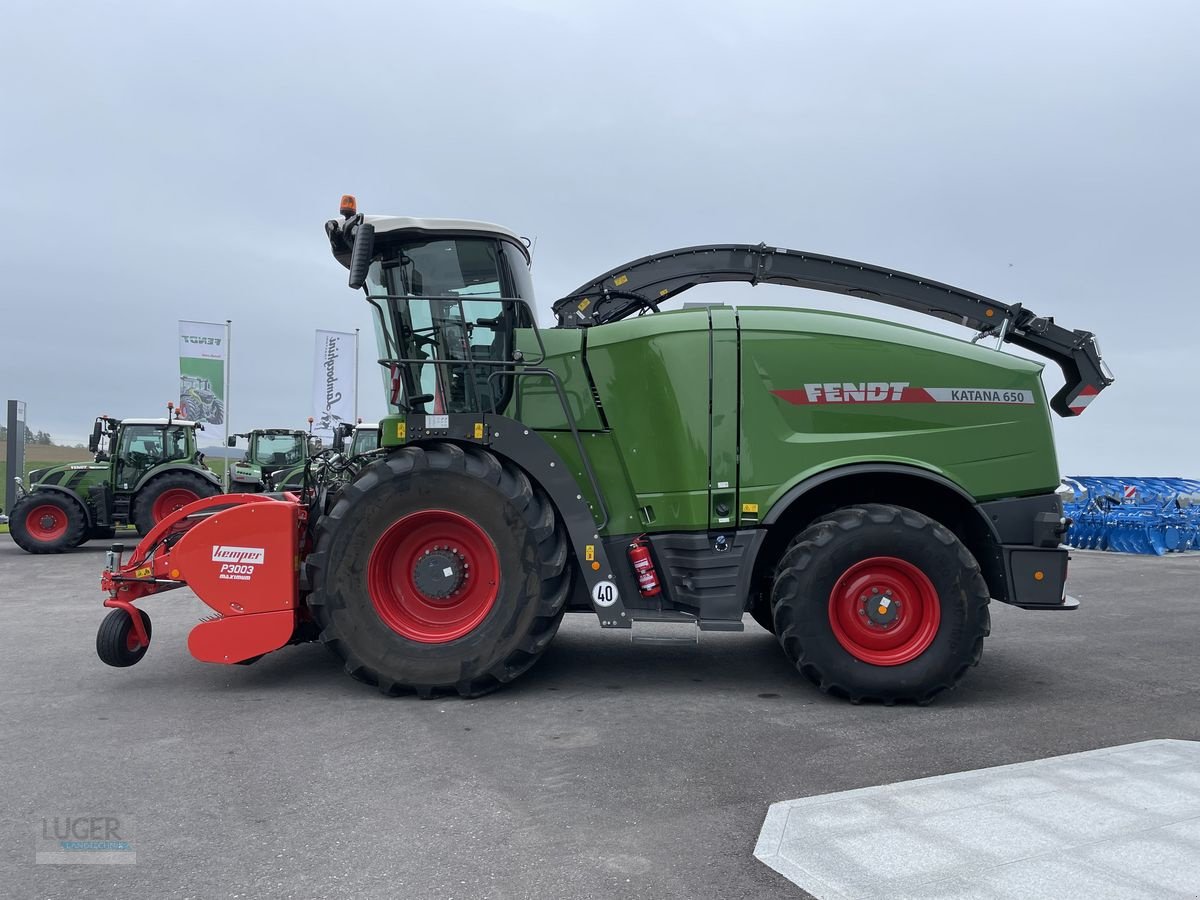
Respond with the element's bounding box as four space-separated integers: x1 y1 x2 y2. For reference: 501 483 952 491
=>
1 540 1197 899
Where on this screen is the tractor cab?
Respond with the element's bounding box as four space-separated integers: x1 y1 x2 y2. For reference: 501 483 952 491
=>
348 422 380 456
326 205 535 417
227 428 308 491
113 419 198 490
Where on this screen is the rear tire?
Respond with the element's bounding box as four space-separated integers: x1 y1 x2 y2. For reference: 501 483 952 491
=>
96 608 152 667
8 493 88 553
771 503 990 704
306 443 571 698
132 472 219 535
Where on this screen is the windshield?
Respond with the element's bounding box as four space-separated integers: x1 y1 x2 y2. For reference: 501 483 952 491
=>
116 424 190 486
350 427 379 456
252 433 304 467
365 236 534 415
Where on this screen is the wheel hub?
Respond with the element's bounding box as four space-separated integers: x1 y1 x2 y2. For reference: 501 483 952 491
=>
860 588 901 628
38 513 59 531
412 547 468 600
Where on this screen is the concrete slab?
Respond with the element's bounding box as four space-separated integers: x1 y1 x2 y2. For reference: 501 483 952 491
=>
755 740 1200 899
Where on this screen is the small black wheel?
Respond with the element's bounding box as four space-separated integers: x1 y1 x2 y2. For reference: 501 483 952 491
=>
306 442 571 698
771 504 990 704
8 492 88 553
97 608 153 667
131 472 220 534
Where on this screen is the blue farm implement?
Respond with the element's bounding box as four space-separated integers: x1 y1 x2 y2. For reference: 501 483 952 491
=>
1063 477 1200 555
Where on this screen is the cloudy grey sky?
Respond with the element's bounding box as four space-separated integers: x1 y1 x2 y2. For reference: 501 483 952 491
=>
2 0 1197 474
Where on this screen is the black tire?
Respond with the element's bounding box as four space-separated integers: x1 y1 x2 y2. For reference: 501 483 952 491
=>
306 443 571 698
8 492 88 553
131 471 220 535
96 608 152 667
749 597 775 634
771 503 990 704
748 532 807 634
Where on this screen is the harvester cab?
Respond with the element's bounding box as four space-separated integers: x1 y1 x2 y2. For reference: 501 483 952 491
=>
226 428 309 492
11 406 221 554
95 195 1113 705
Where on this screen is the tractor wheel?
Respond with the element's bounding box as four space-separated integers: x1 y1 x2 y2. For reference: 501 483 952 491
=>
96 608 152 667
771 503 990 704
132 472 220 534
306 443 571 698
8 493 88 553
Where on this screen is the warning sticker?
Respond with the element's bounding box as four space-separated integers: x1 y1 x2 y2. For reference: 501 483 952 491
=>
773 383 1034 406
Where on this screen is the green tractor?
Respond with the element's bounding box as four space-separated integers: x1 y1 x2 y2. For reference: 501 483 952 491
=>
226 428 310 492
9 410 221 553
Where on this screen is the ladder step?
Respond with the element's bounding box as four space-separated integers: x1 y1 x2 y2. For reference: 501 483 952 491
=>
630 619 699 646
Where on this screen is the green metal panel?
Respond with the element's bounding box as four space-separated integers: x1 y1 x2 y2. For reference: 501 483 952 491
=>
580 310 714 531
709 307 739 528
736 307 1061 522
29 462 110 497
511 328 604 432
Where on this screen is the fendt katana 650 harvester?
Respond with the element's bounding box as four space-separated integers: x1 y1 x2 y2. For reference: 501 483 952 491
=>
95 196 1112 703
11 408 221 553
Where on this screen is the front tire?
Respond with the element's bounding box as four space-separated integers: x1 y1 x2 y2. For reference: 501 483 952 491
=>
96 608 152 667
9 493 88 553
306 443 571 698
771 504 990 704
132 472 220 534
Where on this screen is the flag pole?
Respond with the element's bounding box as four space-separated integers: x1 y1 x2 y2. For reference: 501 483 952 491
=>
354 328 360 422
224 319 231 491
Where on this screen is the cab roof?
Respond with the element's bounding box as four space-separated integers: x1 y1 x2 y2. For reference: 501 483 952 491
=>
120 418 200 427
361 216 530 262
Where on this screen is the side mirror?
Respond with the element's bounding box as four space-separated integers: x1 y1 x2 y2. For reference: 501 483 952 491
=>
347 222 376 290
88 420 102 453
226 435 237 447
332 433 346 454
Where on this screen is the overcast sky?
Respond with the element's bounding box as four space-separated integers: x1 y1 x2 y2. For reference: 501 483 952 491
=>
2 0 1197 475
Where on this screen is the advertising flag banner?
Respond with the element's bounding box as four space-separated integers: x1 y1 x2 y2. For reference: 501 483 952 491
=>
312 330 357 442
178 321 227 426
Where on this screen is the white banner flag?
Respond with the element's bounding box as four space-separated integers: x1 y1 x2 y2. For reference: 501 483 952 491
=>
178 320 227 427
312 330 357 442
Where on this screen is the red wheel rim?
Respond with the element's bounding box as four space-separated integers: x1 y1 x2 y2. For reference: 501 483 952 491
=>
151 488 200 523
828 556 941 666
367 509 500 643
126 628 145 652
25 503 68 542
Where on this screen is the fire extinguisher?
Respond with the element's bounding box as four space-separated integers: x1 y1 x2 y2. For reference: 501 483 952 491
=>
627 536 662 597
